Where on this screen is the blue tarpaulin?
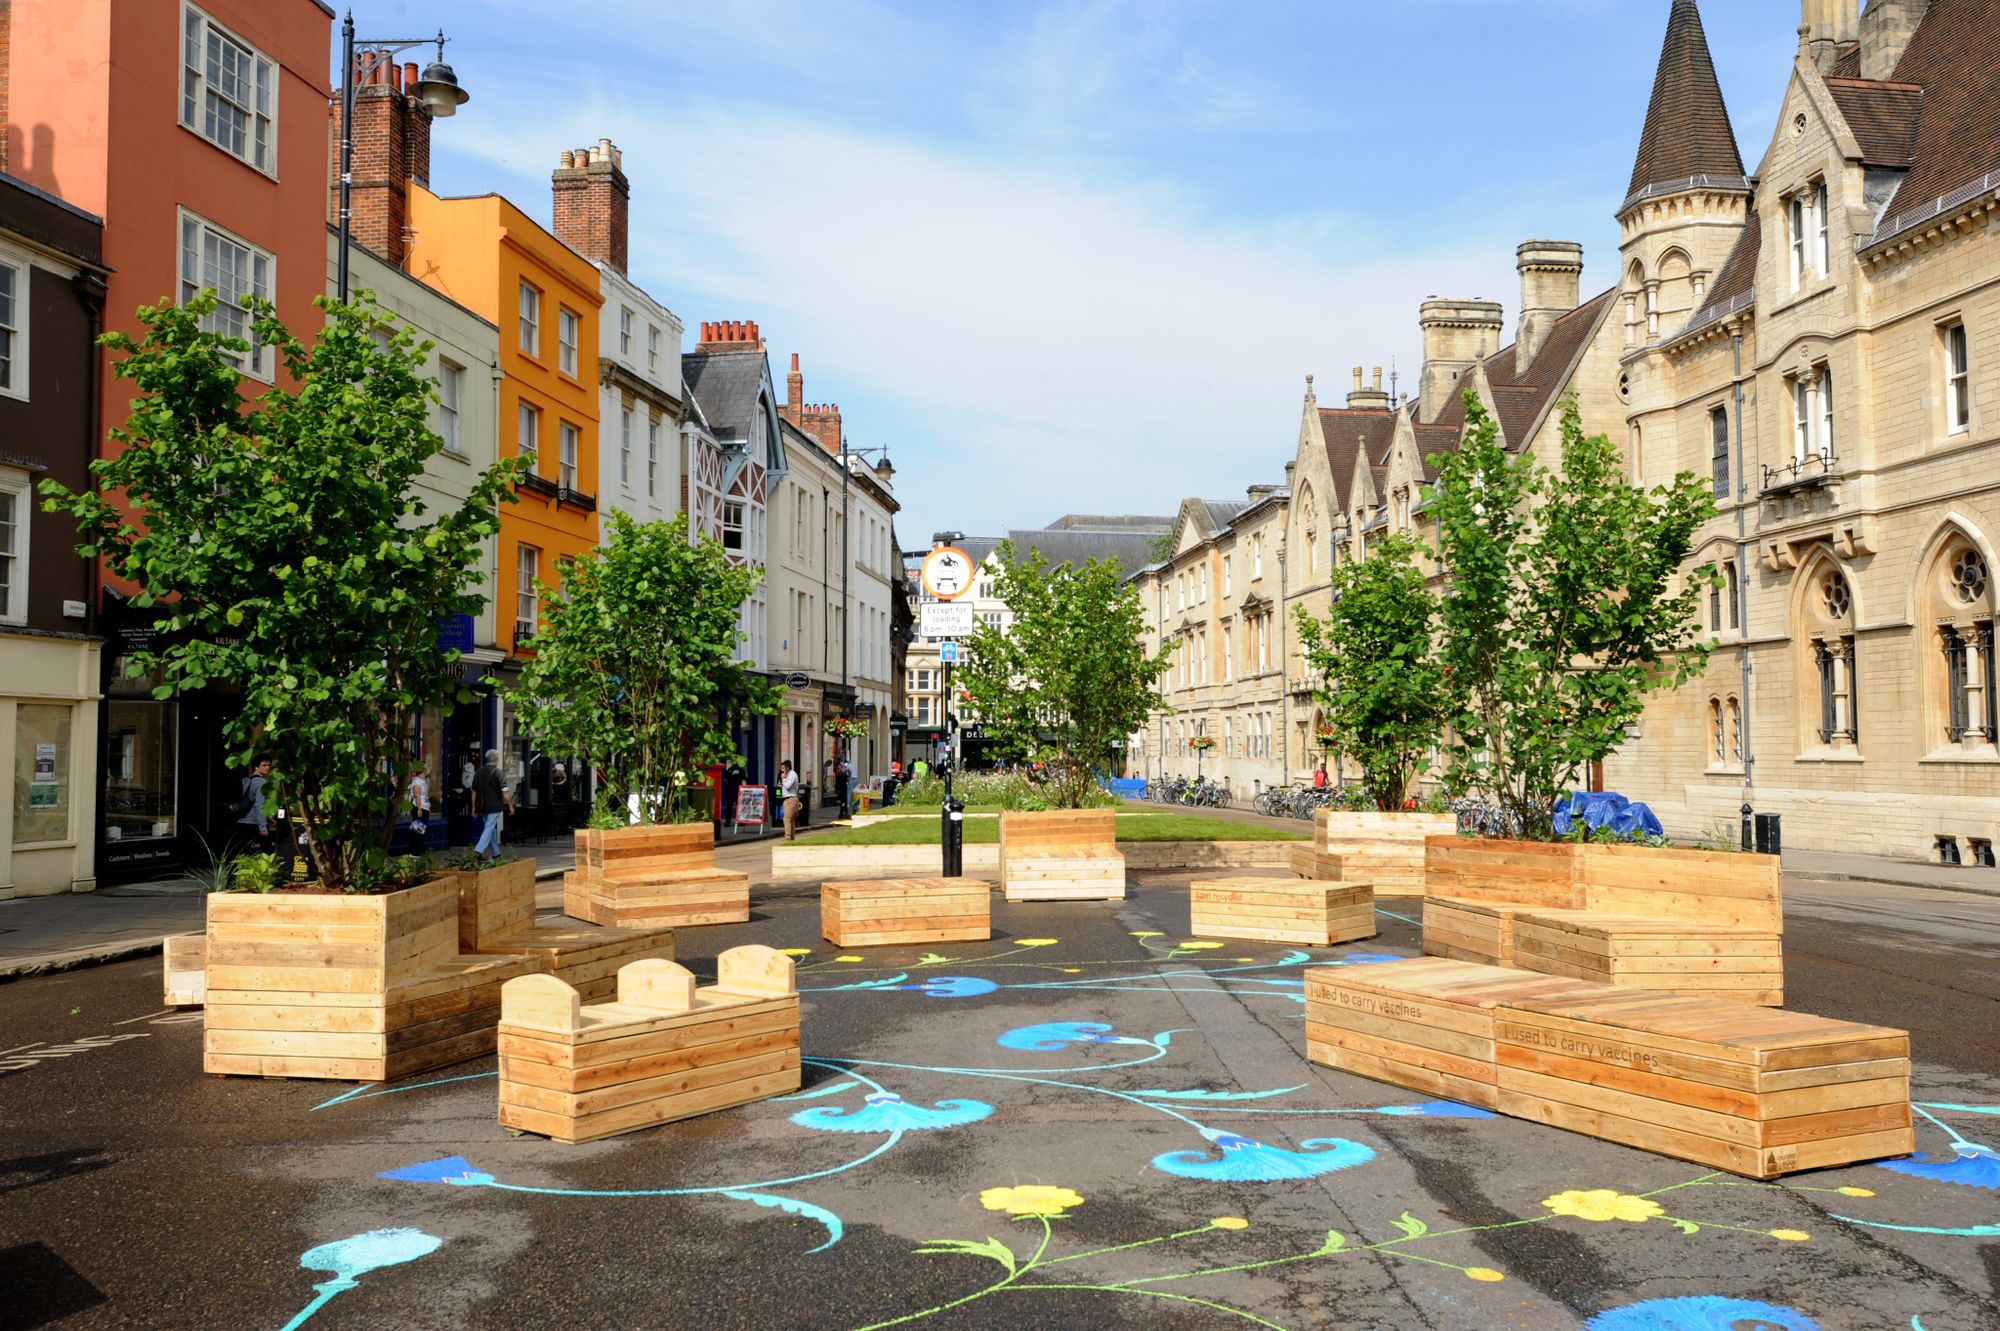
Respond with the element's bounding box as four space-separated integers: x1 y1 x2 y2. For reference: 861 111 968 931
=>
1552 790 1664 840
1104 777 1147 798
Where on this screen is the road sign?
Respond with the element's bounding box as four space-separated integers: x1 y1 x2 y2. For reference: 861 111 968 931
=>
939 641 960 664
920 545 975 601
919 602 975 637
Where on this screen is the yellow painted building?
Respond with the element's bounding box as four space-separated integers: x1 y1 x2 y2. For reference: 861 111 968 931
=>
405 184 604 653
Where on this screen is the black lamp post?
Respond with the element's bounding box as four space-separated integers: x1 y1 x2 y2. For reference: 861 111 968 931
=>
336 14 470 302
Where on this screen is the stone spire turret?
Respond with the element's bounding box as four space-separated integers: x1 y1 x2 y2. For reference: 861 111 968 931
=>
1625 0 1745 208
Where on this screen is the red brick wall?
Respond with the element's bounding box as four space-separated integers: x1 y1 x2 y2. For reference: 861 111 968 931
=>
328 55 433 267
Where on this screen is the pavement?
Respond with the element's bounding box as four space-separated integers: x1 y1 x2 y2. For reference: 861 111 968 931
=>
1 872 1996 1330
4 806 1997 984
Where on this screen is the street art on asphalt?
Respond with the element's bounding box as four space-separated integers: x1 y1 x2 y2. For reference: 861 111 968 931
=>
324 933 1999 1329
279 1228 442 1330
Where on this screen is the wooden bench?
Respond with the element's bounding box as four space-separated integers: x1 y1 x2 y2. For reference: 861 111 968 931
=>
497 946 802 1144
1291 811 1455 898
452 856 676 1002
1191 877 1376 947
163 932 207 1006
563 823 750 929
999 810 1125 902
1422 838 1785 1006
1305 957 1608 1109
822 877 992 947
1308 958 1911 1178
203 877 545 1082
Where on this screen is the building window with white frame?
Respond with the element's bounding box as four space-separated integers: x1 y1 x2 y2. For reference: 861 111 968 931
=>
0 469 28 625
647 325 660 375
1791 367 1833 465
181 5 275 174
1222 556 1231 599
619 307 633 357
178 211 272 379
1945 321 1971 435
558 307 579 375
620 407 633 488
517 401 540 466
0 252 22 398
723 500 745 551
437 360 463 454
1814 179 1830 275
559 421 579 490
646 418 659 497
516 544 540 634
518 282 540 356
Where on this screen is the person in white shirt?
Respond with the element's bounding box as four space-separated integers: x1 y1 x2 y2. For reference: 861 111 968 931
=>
779 761 801 840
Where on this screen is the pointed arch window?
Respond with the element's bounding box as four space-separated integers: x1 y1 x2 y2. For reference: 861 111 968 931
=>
1803 564 1857 750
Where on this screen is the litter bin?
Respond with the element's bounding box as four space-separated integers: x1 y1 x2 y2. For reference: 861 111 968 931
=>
1753 812 1781 856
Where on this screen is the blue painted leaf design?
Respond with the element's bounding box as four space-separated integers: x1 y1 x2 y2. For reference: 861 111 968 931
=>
791 1093 994 1134
1375 1100 1498 1119
300 1229 442 1281
376 1156 493 1187
1128 1086 1308 1102
1584 1296 1820 1330
720 1191 846 1253
1877 1144 2000 1190
1152 1132 1376 1181
997 1021 1121 1051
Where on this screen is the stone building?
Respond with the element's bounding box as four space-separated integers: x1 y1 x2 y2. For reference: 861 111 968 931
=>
1129 489 1291 795
1606 0 2000 860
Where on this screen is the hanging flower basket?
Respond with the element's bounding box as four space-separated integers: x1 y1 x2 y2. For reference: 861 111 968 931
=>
1188 736 1218 752
824 716 871 741
1315 725 1337 748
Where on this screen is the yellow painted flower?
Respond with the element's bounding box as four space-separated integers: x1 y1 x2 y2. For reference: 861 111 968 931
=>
980 1185 1084 1217
835 955 864 963
1178 941 1224 950
1768 1229 1810 1242
1465 1268 1506 1283
1130 931 1164 938
780 948 813 956
1540 1190 1664 1224
1062 968 1081 974
1210 1216 1249 1230
1836 1186 1874 1198
1017 938 1059 947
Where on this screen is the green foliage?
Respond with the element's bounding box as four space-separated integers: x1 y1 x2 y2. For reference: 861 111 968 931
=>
891 770 1115 813
512 510 776 824
810 810 1308 846
956 542 1173 809
380 853 436 890
41 292 520 891
228 853 283 894
440 846 518 871
1293 533 1447 810
1427 393 1716 840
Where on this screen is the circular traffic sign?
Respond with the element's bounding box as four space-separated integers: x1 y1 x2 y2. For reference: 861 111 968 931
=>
921 545 976 601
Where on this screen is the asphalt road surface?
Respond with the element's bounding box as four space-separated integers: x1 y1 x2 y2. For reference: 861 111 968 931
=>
2 875 1997 1331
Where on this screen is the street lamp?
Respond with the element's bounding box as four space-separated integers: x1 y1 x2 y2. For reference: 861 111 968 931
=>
336 14 470 302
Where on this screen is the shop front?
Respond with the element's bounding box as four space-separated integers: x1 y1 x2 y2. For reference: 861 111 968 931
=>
2 633 102 898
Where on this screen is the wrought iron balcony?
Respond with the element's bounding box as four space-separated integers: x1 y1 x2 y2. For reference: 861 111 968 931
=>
1761 453 1840 497
557 486 597 513
512 622 536 650
518 471 560 500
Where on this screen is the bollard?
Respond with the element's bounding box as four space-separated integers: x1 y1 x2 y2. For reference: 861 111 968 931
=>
942 796 965 878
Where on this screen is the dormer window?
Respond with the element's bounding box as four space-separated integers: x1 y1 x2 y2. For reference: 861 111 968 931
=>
1789 181 1830 291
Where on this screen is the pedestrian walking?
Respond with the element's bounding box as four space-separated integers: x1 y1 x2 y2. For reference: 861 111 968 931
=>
472 749 512 857
832 754 852 820
405 765 432 850
228 756 275 858
780 760 801 840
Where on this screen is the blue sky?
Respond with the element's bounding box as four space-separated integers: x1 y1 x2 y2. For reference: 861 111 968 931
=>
351 0 1805 542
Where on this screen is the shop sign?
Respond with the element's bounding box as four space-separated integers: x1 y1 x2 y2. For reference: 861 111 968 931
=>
437 614 476 653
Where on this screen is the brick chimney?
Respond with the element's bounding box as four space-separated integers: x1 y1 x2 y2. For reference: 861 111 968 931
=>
779 351 842 455
696 320 764 350
551 138 629 274
1345 365 1392 411
1417 297 1503 421
327 53 438 269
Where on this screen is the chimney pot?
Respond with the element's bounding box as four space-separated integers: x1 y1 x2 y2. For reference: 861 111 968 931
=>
1352 367 1363 390
1372 367 1382 389
403 62 419 91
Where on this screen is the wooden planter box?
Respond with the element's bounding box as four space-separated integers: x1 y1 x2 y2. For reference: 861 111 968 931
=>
1190 877 1375 947
163 932 207 1006
498 948 801 1144
822 878 992 947
1124 841 1293 869
565 824 749 929
203 877 541 1082
452 857 675 1003
999 810 1125 902
1422 837 1785 1004
1299 811 1457 898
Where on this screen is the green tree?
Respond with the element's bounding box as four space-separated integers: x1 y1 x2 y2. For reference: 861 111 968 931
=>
957 540 1173 809
1427 393 1716 839
512 510 776 824
42 292 520 890
1293 532 1446 810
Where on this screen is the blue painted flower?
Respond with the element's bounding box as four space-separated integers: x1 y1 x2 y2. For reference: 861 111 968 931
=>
1376 1101 1497 1119
1583 1295 1819 1330
790 1092 994 1134
1151 1130 1375 1180
996 1020 1146 1050
895 976 998 999
376 1156 494 1187
1878 1142 2000 1189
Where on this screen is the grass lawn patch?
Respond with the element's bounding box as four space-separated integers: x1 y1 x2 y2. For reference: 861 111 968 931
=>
862 803 1008 817
807 812 1306 846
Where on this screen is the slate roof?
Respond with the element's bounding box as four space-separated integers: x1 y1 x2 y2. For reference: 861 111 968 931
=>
1871 0 2000 229
1315 407 1397 510
1425 288 1617 449
1199 499 1250 532
1626 0 1745 200
1005 527 1164 575
1825 77 1924 168
1043 513 1177 531
681 347 767 437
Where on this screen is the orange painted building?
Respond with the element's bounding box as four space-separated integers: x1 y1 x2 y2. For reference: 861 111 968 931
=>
3 0 334 879
404 183 603 656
